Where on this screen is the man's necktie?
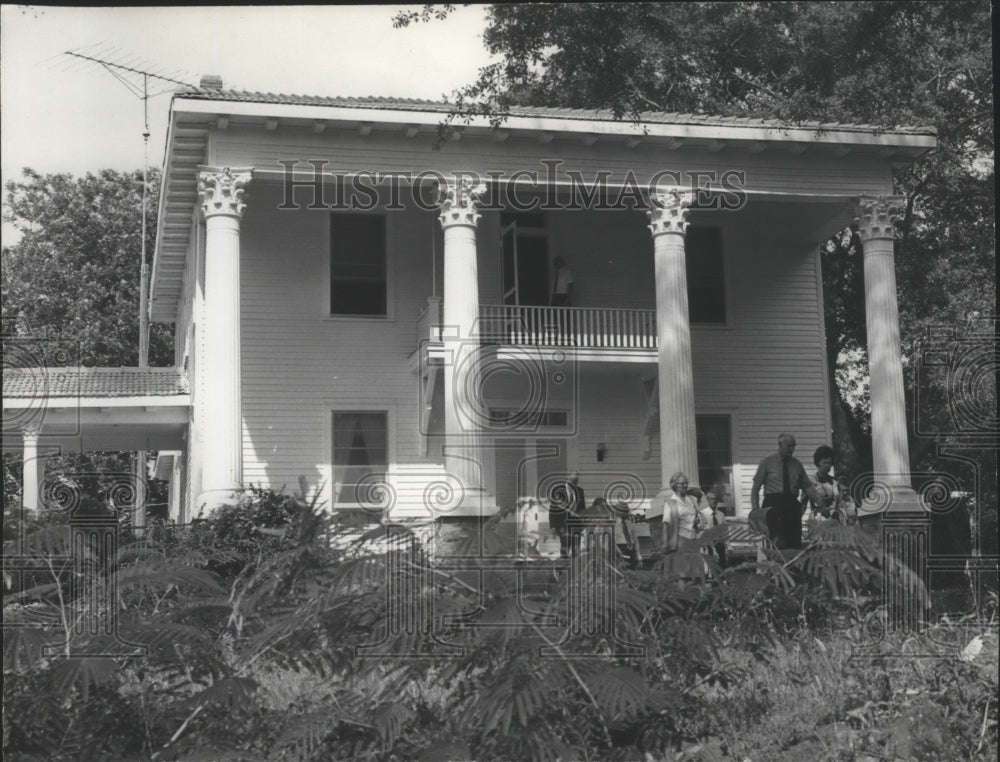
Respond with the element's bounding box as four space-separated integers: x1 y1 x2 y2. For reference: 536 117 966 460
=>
782 458 791 495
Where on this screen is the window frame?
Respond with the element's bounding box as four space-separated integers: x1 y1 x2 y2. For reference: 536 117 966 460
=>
325 407 394 513
694 412 734 494
324 210 395 321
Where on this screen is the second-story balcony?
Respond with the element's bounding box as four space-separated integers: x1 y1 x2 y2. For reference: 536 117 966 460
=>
479 304 656 351
414 298 658 365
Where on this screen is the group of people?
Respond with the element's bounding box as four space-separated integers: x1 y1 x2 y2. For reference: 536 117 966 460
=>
547 471 728 569
649 473 729 566
546 432 858 568
750 433 858 550
546 472 645 568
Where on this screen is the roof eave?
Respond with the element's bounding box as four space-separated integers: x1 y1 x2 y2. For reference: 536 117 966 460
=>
171 94 938 149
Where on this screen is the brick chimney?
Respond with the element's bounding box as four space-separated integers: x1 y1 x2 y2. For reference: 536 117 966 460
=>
199 74 223 91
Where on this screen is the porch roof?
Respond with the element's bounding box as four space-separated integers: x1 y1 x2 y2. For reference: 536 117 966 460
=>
3 367 189 399
3 367 190 451
151 84 937 323
175 88 937 139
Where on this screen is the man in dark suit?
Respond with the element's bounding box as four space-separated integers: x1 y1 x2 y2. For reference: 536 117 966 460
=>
750 433 822 549
550 471 586 557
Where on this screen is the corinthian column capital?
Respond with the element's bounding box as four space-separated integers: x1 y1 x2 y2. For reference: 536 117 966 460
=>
647 187 694 237
437 176 485 229
198 166 254 219
855 195 906 243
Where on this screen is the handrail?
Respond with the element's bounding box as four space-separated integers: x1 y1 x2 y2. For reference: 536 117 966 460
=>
479 304 657 349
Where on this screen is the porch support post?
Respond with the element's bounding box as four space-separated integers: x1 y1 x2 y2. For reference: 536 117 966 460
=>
437 177 487 509
133 451 147 537
647 188 699 487
21 426 42 514
197 166 253 508
855 196 921 511
856 195 928 631
170 456 185 524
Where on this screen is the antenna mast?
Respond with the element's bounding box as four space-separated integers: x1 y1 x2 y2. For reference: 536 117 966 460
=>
63 49 195 368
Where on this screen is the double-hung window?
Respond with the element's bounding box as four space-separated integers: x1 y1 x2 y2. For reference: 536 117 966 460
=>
332 411 388 508
695 414 732 491
330 213 387 316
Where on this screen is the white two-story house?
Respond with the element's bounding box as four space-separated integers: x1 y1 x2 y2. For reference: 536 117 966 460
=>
6 77 936 529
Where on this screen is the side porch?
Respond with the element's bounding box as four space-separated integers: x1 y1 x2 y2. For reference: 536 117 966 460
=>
2 367 191 525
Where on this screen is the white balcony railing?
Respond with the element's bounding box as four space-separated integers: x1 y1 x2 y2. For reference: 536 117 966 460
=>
479 304 657 349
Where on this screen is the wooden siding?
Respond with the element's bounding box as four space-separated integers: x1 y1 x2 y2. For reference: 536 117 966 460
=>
210 124 895 198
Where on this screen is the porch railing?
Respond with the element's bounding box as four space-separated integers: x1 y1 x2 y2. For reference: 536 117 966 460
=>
479 304 657 349
417 297 442 343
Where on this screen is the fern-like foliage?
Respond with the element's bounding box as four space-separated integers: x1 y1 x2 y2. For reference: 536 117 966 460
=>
3 480 941 761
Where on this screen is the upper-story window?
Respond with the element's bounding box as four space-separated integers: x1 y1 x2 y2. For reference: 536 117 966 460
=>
686 226 726 324
330 212 387 316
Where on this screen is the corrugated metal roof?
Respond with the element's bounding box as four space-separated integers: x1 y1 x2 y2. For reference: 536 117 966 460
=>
175 88 937 136
3 367 189 399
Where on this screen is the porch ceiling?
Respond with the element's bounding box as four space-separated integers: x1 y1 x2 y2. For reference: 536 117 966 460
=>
2 400 190 452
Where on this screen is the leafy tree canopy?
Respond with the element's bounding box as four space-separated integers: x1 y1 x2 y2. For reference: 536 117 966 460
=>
2 167 173 367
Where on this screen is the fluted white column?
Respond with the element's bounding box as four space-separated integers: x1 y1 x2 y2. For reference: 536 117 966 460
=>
856 195 920 511
21 426 42 514
197 166 253 508
438 178 486 505
647 189 699 487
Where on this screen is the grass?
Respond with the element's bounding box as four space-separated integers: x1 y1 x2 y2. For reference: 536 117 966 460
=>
692 620 999 762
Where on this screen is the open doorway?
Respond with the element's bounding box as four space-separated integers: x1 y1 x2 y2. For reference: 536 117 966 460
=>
500 212 549 307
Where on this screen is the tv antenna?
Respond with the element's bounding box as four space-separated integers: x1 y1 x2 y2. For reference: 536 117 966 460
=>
62 46 198 368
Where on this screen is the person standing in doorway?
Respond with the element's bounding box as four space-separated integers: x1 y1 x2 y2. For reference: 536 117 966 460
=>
550 471 586 558
550 256 574 345
551 256 573 306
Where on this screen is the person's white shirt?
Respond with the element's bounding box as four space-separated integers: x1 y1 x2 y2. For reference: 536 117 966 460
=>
553 266 573 295
663 491 711 541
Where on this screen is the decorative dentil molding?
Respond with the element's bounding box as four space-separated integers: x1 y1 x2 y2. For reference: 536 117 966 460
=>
855 195 906 243
198 166 254 219
647 187 694 237
437 177 486 228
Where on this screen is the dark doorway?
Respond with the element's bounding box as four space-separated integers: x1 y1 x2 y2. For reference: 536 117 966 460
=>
500 213 549 306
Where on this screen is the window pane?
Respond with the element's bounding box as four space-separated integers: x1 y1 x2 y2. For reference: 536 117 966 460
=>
331 214 386 316
686 227 725 324
695 414 731 490
333 411 388 507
